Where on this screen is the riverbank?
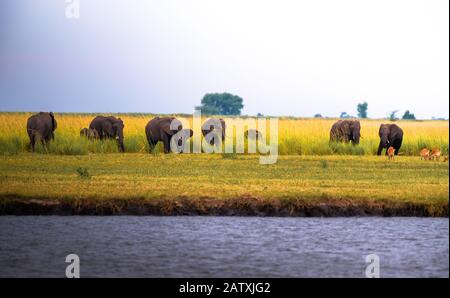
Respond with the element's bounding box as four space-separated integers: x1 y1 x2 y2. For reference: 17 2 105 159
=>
0 196 448 216
0 154 448 216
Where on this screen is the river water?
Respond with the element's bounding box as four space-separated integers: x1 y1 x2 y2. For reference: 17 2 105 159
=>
0 216 448 277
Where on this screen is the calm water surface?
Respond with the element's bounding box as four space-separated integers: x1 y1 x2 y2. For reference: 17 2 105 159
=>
0 216 448 277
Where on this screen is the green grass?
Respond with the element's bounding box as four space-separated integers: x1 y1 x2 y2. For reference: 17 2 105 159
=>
0 154 448 208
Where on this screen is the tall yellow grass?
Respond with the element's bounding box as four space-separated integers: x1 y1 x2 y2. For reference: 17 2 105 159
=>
0 112 448 155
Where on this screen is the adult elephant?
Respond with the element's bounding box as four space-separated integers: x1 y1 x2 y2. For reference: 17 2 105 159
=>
377 123 403 155
89 116 125 152
145 117 193 153
26 112 57 152
329 119 361 145
201 118 226 146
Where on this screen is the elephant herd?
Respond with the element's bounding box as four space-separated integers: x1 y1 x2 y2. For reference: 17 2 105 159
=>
26 112 224 153
26 112 403 155
329 119 403 155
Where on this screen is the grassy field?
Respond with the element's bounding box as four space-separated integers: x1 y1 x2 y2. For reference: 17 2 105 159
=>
0 112 448 156
0 113 447 216
0 154 448 216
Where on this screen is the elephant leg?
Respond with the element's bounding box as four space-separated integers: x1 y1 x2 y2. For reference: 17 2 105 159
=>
118 141 125 153
40 139 48 152
148 139 156 153
377 142 383 155
162 133 171 153
30 134 36 152
393 139 402 155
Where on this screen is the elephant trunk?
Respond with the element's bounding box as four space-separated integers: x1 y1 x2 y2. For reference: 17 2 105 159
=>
380 135 390 148
117 130 125 152
352 133 360 145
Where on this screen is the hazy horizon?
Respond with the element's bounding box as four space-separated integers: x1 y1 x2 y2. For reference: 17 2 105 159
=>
1 0 449 119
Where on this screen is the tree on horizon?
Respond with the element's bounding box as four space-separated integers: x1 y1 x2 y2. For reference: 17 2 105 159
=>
357 102 368 118
402 110 416 120
195 92 244 115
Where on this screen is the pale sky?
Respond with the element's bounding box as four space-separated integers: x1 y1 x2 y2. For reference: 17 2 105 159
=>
0 0 448 119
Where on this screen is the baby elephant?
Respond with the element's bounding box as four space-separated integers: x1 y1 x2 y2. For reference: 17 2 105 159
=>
80 128 99 140
244 129 263 140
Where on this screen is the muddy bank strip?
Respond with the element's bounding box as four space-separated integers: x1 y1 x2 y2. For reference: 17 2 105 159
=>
0 196 447 217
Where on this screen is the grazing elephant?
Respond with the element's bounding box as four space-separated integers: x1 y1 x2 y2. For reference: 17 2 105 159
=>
244 129 262 140
145 117 193 153
329 120 361 145
377 123 403 155
201 118 226 145
89 116 125 152
80 128 100 140
26 112 57 152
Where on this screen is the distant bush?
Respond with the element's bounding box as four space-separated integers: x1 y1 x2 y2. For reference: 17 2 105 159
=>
76 167 91 179
402 110 416 120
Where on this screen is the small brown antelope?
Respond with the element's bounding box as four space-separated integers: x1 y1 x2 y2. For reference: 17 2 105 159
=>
430 148 441 161
420 148 430 160
387 146 395 160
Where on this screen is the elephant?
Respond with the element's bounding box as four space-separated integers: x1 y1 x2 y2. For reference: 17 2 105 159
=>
80 128 100 140
26 112 57 152
244 129 262 140
329 120 361 145
377 123 403 155
89 116 125 152
145 117 193 153
201 118 226 146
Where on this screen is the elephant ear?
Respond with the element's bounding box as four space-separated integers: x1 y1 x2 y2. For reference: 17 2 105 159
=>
113 118 124 129
103 119 114 135
341 121 351 136
161 118 182 135
350 120 360 132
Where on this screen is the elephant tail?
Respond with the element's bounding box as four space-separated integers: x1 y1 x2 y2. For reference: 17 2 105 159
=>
49 112 57 131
